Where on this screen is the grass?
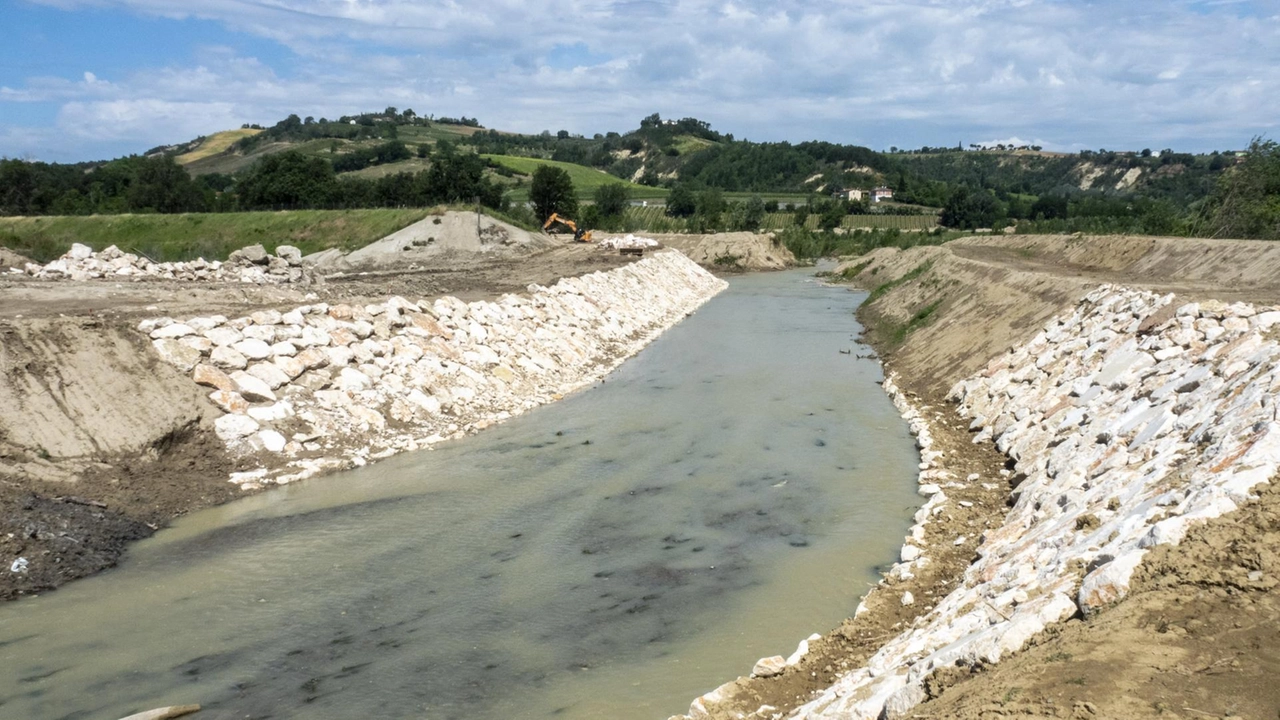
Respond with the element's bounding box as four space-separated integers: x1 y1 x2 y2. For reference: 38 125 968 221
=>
481 155 667 200
175 129 263 165
866 260 934 303
0 209 432 263
670 134 718 155
761 213 940 231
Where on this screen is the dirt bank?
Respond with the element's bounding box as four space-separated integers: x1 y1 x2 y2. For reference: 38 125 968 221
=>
672 234 1280 720
0 239 643 600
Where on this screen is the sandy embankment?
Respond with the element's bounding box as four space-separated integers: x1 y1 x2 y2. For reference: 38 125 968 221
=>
673 234 1280 720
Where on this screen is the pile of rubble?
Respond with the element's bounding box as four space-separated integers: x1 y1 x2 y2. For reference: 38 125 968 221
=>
13 242 316 284
788 285 1280 719
143 250 728 488
597 234 660 250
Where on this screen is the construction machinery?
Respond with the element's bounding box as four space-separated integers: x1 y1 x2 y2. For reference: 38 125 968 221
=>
542 213 593 242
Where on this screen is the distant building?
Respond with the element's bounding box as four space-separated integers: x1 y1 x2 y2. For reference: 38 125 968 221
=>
871 186 894 203
844 189 865 202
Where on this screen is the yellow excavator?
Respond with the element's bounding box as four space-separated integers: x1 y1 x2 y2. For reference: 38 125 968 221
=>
542 213 593 243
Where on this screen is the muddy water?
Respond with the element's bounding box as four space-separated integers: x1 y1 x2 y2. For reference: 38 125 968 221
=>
0 270 921 720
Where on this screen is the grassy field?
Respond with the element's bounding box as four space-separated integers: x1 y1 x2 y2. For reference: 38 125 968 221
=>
174 129 264 165
482 155 668 200
618 207 940 233
671 134 718 155
761 213 940 231
0 209 431 263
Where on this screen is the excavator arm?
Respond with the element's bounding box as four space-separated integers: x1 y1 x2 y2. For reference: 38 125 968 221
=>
542 213 593 242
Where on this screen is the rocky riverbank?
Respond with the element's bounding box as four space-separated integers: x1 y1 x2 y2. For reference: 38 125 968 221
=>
141 249 727 488
670 234 1280 720
790 285 1280 718
0 245 722 600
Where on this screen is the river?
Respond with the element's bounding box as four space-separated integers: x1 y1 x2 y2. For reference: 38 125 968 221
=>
0 269 921 720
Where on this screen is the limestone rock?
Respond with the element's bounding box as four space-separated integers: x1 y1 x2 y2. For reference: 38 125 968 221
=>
208 390 248 414
193 364 237 392
257 429 287 453
152 339 203 372
205 326 243 347
751 656 786 678
233 338 272 360
210 345 248 370
215 413 260 441
229 371 277 403
246 362 292 390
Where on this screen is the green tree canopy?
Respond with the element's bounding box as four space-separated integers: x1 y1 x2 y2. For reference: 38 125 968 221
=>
530 165 578 221
236 151 338 209
941 186 1003 230
1202 138 1280 239
593 182 631 219
665 184 697 218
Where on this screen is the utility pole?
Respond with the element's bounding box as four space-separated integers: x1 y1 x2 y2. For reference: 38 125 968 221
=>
475 195 481 242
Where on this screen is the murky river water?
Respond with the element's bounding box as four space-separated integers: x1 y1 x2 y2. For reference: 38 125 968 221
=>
0 269 921 720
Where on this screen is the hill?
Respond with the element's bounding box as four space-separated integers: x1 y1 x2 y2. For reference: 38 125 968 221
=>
174 128 263 165
481 154 666 200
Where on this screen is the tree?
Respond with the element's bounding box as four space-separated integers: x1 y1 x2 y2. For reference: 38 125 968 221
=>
740 194 766 231
666 184 697 217
1201 137 1280 239
594 182 630 219
530 165 578 221
816 199 845 232
940 186 1002 229
793 204 811 228
0 159 36 215
1030 194 1068 220
236 151 337 209
695 188 726 229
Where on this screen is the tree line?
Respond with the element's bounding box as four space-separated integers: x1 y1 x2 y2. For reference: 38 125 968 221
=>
0 146 508 216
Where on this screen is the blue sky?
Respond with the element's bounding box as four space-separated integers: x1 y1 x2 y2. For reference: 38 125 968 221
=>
2 0 1278 162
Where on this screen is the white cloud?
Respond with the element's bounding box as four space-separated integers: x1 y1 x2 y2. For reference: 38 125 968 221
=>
5 0 1280 160
57 99 242 143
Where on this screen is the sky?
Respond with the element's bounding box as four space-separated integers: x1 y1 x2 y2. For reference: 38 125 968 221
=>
1 0 1278 162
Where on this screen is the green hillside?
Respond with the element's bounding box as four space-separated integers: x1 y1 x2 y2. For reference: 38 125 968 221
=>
0 209 430 263
482 155 667 200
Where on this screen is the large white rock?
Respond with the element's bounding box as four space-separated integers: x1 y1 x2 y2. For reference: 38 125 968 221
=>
214 413 260 441
257 429 287 452
229 371 277 402
150 323 195 340
336 367 372 392
210 345 249 370
205 326 243 347
233 338 273 360
751 656 786 678
1078 550 1147 615
246 362 292 390
152 339 203 372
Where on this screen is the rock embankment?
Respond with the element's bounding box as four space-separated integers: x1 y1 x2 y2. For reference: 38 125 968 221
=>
14 242 315 284
789 284 1280 719
144 250 727 487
